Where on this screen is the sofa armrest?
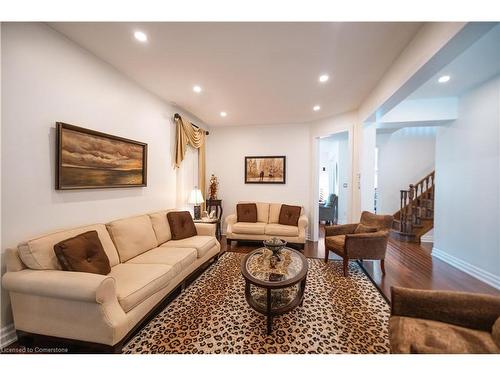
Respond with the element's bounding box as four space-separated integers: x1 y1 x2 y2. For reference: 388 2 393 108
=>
391 286 500 331
298 214 308 230
225 213 237 233
344 231 389 259
194 222 216 237
2 269 116 304
325 223 358 237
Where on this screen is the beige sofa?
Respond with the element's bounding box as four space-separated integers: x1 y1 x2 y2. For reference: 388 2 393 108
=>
2 209 220 352
225 202 308 248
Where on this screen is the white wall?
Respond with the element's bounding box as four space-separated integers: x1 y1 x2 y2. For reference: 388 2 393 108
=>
336 136 350 224
206 123 311 235
434 76 500 284
376 127 436 215
360 123 376 213
0 23 205 328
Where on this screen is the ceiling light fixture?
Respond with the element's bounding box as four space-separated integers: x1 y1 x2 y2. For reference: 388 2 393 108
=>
319 74 329 83
313 105 321 111
134 31 148 43
193 85 202 93
220 111 227 117
438 75 450 83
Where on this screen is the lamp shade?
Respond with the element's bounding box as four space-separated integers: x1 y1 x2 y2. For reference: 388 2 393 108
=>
188 188 204 205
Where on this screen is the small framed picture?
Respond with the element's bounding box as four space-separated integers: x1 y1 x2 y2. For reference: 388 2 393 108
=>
245 156 286 184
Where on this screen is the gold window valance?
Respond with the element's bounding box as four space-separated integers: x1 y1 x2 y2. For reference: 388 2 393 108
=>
174 114 207 206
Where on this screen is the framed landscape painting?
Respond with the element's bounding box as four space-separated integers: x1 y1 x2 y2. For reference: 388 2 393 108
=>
56 122 147 189
245 156 286 184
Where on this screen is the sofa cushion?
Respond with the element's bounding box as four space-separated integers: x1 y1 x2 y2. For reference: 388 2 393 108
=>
265 224 299 237
255 202 270 223
237 203 258 223
54 230 111 275
107 215 158 263
109 263 175 313
279 204 301 226
148 210 173 244
18 224 120 270
354 224 378 234
126 246 197 274
268 203 282 224
232 222 266 235
162 235 217 258
325 235 346 253
167 211 197 240
389 316 500 354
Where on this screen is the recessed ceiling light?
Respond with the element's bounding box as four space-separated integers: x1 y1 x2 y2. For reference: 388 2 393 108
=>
319 74 329 83
438 75 450 83
193 85 202 93
134 31 148 43
220 111 227 117
313 105 321 111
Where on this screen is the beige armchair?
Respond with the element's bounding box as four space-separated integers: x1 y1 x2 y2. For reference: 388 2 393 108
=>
324 211 393 276
390 286 500 353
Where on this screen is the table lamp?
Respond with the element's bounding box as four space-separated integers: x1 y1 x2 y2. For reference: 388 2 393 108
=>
189 187 204 220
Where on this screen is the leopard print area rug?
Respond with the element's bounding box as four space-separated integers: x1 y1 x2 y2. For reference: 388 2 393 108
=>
124 252 390 354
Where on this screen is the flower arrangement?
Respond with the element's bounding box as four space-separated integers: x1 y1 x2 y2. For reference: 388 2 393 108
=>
208 174 219 200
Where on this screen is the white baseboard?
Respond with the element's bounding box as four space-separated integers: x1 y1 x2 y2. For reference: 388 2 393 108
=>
420 233 434 243
432 247 500 290
1 324 17 348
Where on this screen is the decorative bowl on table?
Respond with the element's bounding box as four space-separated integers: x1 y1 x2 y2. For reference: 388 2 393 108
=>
263 237 287 257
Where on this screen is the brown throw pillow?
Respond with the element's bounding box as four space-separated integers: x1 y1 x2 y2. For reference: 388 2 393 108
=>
54 230 111 275
237 203 258 223
278 204 301 226
167 211 198 240
354 224 378 234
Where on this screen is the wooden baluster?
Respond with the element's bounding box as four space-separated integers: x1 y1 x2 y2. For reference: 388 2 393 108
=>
426 176 430 201
405 190 409 233
409 184 416 227
400 190 406 233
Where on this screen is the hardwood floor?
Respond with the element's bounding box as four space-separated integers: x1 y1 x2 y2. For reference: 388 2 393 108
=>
224 225 499 302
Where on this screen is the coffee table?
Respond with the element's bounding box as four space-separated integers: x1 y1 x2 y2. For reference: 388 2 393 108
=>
241 247 308 334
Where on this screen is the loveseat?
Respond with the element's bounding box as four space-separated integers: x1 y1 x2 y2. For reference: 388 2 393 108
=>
225 202 308 248
2 209 220 352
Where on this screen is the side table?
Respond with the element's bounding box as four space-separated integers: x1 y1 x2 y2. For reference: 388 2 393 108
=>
205 199 223 240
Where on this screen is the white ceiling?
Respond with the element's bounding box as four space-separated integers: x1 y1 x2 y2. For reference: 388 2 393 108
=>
49 22 422 127
408 23 500 100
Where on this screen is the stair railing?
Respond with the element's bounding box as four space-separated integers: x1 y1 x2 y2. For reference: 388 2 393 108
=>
398 171 435 235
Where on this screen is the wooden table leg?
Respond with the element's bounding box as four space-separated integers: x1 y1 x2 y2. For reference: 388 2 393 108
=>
266 288 272 334
216 222 221 240
300 278 306 307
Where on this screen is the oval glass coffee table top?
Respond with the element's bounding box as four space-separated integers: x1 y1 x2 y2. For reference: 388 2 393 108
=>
242 247 308 287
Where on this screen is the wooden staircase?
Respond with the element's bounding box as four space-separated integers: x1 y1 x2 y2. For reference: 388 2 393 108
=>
391 171 435 243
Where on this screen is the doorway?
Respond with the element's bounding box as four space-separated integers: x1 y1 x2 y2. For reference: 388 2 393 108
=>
317 131 350 239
